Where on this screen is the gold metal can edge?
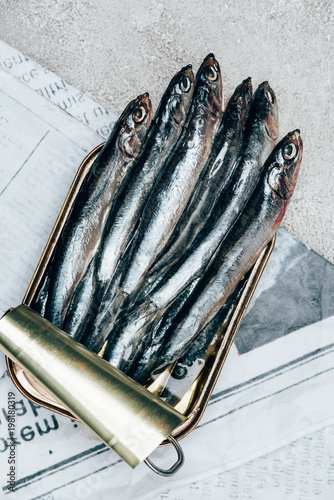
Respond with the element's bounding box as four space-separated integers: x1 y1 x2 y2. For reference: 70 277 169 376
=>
6 144 276 443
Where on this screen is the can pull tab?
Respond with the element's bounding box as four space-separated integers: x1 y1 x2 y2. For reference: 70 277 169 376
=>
144 434 184 476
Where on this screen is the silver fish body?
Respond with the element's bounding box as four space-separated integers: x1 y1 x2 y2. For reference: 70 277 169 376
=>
64 65 195 349
134 276 247 396
91 54 223 351
44 94 152 328
104 81 279 368
102 81 278 372
147 81 279 312
118 54 223 299
62 257 96 339
131 129 302 383
104 277 201 376
177 278 246 365
131 77 253 306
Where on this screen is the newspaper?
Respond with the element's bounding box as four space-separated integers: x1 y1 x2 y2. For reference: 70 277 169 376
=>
0 39 117 137
161 424 334 500
0 40 334 499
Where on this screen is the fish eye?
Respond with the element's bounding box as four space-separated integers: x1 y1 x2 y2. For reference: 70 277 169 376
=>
133 106 146 123
204 65 218 82
283 142 297 161
180 76 191 92
265 89 274 104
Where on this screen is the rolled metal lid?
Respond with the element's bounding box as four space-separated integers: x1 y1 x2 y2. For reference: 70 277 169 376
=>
0 304 185 469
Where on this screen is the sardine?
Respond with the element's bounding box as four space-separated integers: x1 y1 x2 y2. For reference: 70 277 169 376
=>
145 82 279 311
174 275 247 367
118 54 223 298
62 256 96 339
102 81 279 370
131 77 253 305
44 94 152 327
90 54 223 347
131 129 302 383
105 277 201 376
158 278 248 407
64 65 195 347
115 274 245 381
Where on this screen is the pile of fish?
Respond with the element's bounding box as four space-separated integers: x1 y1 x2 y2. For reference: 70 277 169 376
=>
32 53 303 385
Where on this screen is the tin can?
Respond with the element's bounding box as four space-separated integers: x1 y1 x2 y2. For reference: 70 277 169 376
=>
6 144 275 445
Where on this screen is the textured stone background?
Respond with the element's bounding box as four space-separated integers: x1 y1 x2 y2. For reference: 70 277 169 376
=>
0 0 333 262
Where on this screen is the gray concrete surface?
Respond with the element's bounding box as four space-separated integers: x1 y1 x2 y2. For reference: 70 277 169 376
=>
0 0 333 262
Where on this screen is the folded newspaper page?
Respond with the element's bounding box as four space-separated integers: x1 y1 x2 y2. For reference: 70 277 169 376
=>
0 40 333 500
0 39 117 137
161 423 334 500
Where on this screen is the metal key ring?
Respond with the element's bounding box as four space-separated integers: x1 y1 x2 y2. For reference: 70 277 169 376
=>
144 434 184 476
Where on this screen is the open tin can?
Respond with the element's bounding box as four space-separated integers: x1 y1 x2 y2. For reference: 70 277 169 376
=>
4 144 275 468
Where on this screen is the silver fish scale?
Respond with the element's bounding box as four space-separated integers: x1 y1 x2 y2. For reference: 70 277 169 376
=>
123 146 204 295
65 67 195 347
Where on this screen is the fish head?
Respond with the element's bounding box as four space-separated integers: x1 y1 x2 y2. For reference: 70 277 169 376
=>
194 53 223 119
253 81 279 141
232 76 253 127
118 93 152 159
267 129 303 201
165 64 195 126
